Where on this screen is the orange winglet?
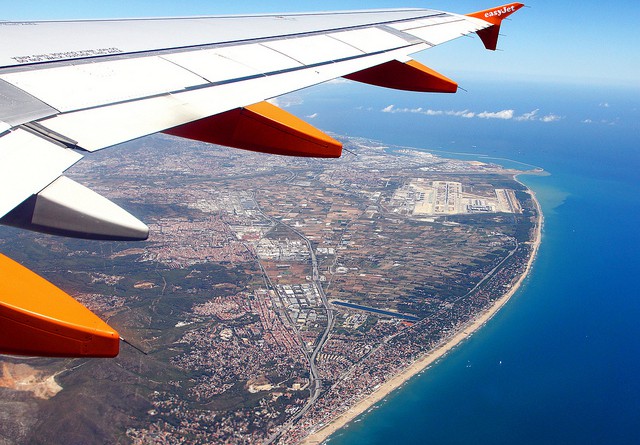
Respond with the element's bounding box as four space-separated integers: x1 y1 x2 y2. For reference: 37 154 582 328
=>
467 3 525 25
0 254 119 357
344 59 457 93
164 101 342 158
467 3 525 51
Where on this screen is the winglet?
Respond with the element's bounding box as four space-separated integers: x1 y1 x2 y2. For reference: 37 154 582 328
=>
467 3 525 50
467 3 525 25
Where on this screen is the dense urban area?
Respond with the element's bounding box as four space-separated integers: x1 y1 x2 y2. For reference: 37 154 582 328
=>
0 133 539 444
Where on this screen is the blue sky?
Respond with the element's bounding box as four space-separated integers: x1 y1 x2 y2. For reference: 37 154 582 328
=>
4 1 638 88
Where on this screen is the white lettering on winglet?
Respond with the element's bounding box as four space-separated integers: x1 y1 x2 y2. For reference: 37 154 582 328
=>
484 5 516 19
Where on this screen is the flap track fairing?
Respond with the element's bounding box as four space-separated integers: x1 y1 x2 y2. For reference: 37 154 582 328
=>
0 253 119 357
344 59 458 93
164 101 342 158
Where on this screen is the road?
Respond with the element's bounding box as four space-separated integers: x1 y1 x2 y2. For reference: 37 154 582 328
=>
252 195 335 445
263 220 335 444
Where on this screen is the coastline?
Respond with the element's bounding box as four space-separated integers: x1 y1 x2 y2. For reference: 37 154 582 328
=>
301 179 543 445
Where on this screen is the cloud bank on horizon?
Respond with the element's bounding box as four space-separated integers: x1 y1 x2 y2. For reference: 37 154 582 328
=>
381 105 562 123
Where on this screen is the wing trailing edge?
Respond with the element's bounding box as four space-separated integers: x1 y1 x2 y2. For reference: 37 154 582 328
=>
467 2 525 50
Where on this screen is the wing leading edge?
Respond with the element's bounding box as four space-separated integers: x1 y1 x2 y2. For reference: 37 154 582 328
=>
0 3 525 358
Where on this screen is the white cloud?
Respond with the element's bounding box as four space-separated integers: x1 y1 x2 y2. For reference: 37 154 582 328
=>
515 109 562 123
267 96 303 108
381 105 562 123
477 109 514 120
307 113 318 119
582 117 618 126
515 109 539 121
446 110 475 118
541 114 562 122
382 105 476 118
418 108 443 116
599 102 610 108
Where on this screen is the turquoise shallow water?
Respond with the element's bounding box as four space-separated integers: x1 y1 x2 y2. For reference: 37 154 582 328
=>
291 80 640 444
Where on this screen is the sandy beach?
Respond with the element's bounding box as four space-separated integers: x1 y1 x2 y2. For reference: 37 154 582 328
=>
302 182 543 445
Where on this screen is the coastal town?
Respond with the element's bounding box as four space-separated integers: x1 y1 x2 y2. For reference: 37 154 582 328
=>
0 133 541 445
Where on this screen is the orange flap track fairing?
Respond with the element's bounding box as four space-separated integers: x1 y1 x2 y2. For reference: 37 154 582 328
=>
0 254 119 357
164 101 342 158
345 59 458 93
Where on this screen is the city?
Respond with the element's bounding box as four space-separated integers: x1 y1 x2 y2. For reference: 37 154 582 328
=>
0 133 540 444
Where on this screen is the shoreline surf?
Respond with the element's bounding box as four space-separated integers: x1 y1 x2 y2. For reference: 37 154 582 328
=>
301 174 544 445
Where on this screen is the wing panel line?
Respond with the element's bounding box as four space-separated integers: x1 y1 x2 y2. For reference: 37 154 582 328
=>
0 11 450 72
27 41 424 121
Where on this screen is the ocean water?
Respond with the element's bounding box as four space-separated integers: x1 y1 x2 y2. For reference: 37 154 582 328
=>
288 80 640 444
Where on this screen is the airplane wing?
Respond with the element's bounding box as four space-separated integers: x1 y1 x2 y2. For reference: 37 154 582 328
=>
0 3 524 358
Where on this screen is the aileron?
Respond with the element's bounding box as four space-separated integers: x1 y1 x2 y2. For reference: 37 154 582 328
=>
400 19 479 46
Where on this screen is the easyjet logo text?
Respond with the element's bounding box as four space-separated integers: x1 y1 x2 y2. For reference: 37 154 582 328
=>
485 5 517 19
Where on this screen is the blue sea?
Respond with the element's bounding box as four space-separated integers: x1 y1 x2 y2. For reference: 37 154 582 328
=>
288 78 640 444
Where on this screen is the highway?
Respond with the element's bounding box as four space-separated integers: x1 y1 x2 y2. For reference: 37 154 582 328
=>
253 195 335 444
264 220 335 444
